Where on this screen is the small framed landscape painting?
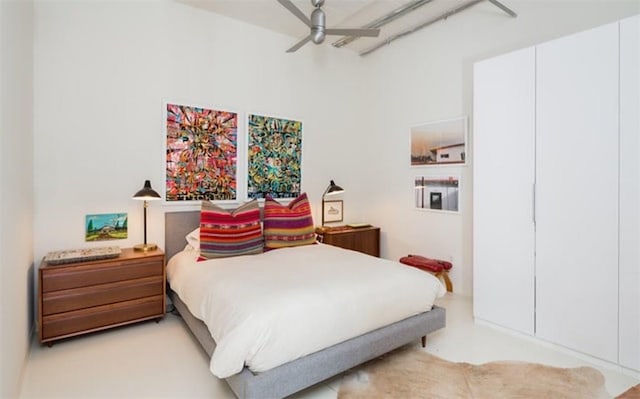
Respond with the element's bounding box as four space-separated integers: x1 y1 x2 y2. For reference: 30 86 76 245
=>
85 213 128 241
411 116 467 166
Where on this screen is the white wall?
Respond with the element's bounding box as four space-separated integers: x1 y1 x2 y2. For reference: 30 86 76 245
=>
2 1 630 393
358 0 639 296
31 0 640 306
33 2 367 268
0 0 34 397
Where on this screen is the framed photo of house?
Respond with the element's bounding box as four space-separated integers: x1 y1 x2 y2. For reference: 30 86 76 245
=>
411 116 467 166
323 200 343 223
414 175 460 213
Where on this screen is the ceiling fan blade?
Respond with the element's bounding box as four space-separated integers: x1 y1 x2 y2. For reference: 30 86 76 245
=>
277 0 312 27
325 28 380 38
286 36 312 53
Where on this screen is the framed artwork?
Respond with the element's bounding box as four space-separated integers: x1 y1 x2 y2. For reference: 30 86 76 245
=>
323 200 343 223
247 114 302 199
85 213 128 241
414 175 460 213
411 116 467 166
165 103 238 202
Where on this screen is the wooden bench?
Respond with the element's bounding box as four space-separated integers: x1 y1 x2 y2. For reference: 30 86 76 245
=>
399 254 453 293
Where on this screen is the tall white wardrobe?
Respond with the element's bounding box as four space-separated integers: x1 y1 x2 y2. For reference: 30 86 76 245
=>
473 14 639 372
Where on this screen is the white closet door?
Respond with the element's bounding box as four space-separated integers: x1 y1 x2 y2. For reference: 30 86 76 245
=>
535 23 619 362
473 47 536 335
619 14 640 372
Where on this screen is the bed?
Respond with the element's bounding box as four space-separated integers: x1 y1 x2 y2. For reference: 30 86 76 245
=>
165 210 446 399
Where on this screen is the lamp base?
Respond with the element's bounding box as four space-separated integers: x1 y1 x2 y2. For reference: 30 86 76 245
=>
134 243 158 252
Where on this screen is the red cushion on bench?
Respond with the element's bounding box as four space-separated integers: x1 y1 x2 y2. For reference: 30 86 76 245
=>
399 256 443 273
408 255 453 270
400 255 453 271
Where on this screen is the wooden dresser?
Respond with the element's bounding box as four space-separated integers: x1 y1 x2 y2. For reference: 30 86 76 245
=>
316 226 380 257
39 248 165 346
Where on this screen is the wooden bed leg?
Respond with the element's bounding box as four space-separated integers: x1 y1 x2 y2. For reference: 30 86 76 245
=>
421 336 426 348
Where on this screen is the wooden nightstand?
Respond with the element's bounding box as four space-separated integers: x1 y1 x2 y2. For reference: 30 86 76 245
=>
38 247 165 346
316 226 380 257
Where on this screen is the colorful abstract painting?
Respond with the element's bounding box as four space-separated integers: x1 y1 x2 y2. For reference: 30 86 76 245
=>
247 114 302 199
166 103 238 201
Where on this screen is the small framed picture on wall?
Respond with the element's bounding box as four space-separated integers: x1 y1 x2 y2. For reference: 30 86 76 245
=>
85 213 128 241
323 200 343 223
411 116 468 166
414 175 460 213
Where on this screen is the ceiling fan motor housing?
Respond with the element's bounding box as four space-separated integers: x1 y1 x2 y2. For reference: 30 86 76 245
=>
279 0 380 52
311 7 326 43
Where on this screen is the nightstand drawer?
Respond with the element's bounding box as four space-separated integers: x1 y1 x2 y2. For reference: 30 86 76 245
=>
42 276 163 316
42 258 163 292
41 295 164 340
317 226 380 257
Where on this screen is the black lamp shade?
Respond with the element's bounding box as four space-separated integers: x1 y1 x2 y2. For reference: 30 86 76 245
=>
323 180 344 197
133 180 161 200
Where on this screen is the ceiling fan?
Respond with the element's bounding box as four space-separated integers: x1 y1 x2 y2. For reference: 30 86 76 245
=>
277 0 380 53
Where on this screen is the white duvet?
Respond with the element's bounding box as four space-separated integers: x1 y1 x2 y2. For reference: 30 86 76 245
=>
167 244 445 378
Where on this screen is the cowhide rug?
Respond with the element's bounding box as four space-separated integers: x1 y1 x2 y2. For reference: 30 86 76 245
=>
338 345 615 399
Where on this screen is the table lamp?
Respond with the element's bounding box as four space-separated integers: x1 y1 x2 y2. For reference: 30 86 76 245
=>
132 180 161 252
321 180 344 226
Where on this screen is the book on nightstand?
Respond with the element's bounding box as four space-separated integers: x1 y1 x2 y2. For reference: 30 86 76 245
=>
346 223 371 229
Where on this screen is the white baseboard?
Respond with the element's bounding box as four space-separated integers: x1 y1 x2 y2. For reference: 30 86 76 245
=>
474 317 640 380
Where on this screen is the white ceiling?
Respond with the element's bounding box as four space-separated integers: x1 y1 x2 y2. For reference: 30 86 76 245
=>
176 0 517 54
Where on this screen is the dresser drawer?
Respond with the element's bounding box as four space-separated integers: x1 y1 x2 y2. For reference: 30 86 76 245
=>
42 276 163 316
41 295 164 340
41 257 163 292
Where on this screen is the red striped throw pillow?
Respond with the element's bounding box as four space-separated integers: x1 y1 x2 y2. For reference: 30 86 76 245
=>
263 193 315 249
199 200 263 260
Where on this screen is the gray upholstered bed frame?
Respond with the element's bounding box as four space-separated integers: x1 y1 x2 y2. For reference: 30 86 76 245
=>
164 211 446 399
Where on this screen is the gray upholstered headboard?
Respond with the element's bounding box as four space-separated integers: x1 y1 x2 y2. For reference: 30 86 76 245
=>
165 211 200 261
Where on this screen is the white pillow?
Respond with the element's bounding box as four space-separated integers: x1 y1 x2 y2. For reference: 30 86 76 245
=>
186 227 200 249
